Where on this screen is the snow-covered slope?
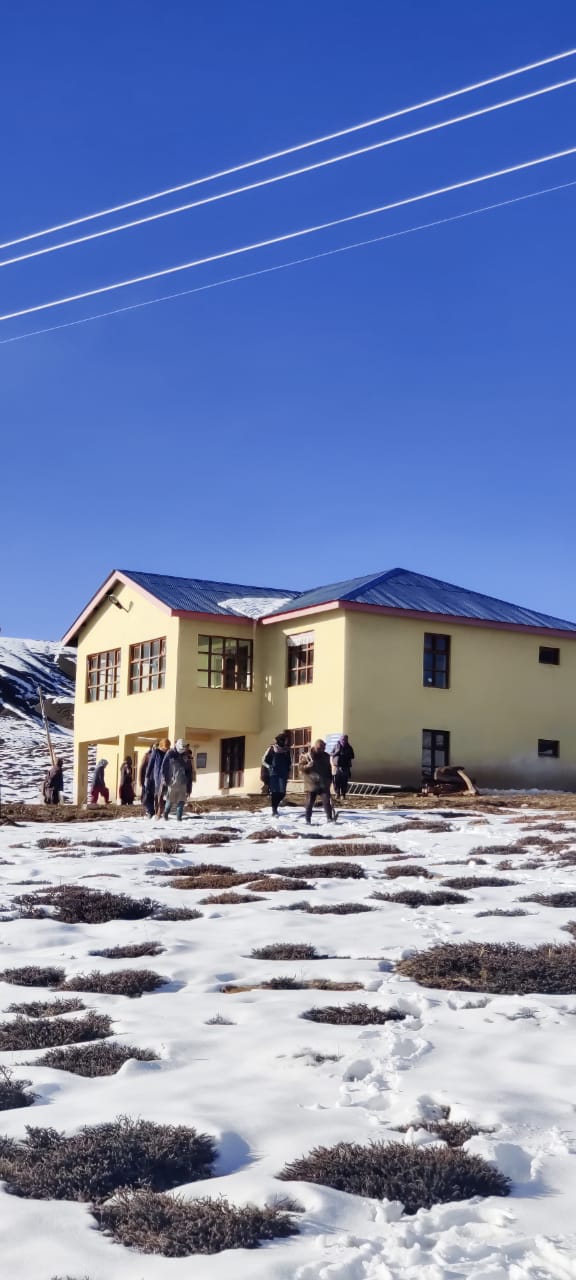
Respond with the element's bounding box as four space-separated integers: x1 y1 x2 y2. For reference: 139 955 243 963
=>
0 637 75 802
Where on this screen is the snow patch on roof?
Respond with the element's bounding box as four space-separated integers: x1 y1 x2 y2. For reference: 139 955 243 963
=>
217 596 293 619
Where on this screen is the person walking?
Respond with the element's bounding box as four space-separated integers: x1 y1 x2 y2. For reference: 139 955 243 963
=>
262 733 292 817
139 744 156 803
119 756 135 805
143 738 170 818
161 738 193 821
44 758 64 805
299 739 336 824
330 734 355 801
90 759 109 805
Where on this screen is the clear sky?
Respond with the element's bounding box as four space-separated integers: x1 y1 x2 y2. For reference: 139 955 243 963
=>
1 0 575 640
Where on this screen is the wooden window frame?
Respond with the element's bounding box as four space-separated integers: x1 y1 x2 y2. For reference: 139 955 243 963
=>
539 646 560 666
86 648 121 702
128 637 166 694
538 738 560 758
423 632 451 689
287 638 315 686
198 635 253 691
421 728 450 779
288 726 312 780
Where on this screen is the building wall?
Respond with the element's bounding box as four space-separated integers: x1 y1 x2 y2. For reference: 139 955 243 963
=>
73 580 180 801
243 611 347 789
344 610 576 788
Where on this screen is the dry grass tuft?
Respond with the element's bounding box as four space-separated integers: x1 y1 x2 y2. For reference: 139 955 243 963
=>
384 865 433 879
90 942 164 959
523 891 576 908
95 1186 298 1255
0 1117 216 1201
0 1011 112 1051
0 1065 36 1111
15 885 156 924
150 863 233 878
251 943 326 960
153 906 202 922
279 901 373 915
309 842 401 857
199 891 263 904
7 997 85 1018
279 1139 510 1213
397 941 576 994
246 877 313 893
441 876 517 889
267 862 365 880
1 966 66 988
247 829 291 842
60 970 166 998
36 837 71 849
301 1003 405 1025
35 1042 159 1076
475 908 529 918
371 889 468 908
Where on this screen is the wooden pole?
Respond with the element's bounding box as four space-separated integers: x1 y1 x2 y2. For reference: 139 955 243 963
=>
38 687 56 767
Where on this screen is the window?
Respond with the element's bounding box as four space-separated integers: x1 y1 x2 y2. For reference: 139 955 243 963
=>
423 633 451 688
288 726 312 780
538 739 559 758
198 635 253 691
287 632 314 685
129 637 166 693
539 646 560 665
422 728 450 779
86 649 121 702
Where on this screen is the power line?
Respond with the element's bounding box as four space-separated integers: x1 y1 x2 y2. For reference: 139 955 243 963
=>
2 177 574 346
2 143 575 322
2 44 576 252
2 74 575 270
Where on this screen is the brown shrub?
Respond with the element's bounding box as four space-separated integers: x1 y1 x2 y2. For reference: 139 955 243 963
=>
309 842 400 857
0 1065 36 1111
60 970 166 998
441 876 517 889
35 1042 159 1076
384 865 433 879
90 942 165 959
397 941 576 994
372 889 468 908
1 966 66 988
301 1003 405 1025
15 885 156 924
267 862 365 880
0 1011 112 1051
96 1186 298 1255
251 943 326 960
246 877 313 893
7 997 85 1018
199 892 263 904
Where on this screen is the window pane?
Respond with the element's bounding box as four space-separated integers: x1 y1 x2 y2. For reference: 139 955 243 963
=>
198 635 209 652
211 671 223 689
211 637 223 653
198 670 209 687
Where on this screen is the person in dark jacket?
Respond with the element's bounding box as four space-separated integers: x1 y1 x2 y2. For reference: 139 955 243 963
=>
161 738 193 820
90 759 109 805
330 734 355 800
44 758 64 805
144 738 170 817
299 739 335 824
119 756 135 805
139 744 156 802
262 733 292 816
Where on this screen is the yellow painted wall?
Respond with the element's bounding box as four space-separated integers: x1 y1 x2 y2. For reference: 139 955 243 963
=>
344 611 576 787
243 610 347 790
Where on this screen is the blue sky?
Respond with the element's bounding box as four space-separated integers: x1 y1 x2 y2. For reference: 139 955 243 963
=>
1 0 575 639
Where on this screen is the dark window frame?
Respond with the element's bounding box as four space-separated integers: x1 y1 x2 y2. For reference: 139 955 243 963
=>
421 728 450 779
538 738 560 758
86 648 121 702
287 638 314 686
128 636 167 694
198 635 254 691
423 632 451 689
539 646 560 666
288 726 312 780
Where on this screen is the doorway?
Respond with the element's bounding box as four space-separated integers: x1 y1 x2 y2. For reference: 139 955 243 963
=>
220 736 245 789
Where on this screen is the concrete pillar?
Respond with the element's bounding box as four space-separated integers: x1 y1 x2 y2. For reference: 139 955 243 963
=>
74 740 90 806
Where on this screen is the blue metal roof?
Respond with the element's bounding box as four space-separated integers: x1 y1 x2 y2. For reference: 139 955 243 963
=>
121 570 296 619
267 567 576 631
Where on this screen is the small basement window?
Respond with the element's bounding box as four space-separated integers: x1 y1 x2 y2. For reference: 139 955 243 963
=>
539 646 560 665
538 739 560 758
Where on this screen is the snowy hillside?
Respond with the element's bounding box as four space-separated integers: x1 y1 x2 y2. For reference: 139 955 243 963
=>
0 637 75 802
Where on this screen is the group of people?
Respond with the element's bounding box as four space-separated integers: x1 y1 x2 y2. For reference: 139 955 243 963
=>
90 739 196 821
46 730 353 826
261 732 354 823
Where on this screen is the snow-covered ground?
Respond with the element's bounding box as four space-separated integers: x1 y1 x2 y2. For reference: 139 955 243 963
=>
0 637 75 803
1 803 576 1278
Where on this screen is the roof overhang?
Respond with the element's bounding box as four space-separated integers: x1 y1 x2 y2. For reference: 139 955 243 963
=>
262 598 576 638
63 571 261 645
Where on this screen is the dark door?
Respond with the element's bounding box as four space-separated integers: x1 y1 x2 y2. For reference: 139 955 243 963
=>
422 729 450 782
220 736 245 789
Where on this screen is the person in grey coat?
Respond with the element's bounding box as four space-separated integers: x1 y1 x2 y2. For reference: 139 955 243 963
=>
299 739 335 824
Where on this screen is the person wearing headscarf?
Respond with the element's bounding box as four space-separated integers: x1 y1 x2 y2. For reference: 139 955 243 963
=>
299 739 335 824
330 734 355 800
90 759 109 805
262 732 292 816
119 756 135 805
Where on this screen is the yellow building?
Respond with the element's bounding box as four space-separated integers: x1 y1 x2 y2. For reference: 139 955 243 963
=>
63 567 576 801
